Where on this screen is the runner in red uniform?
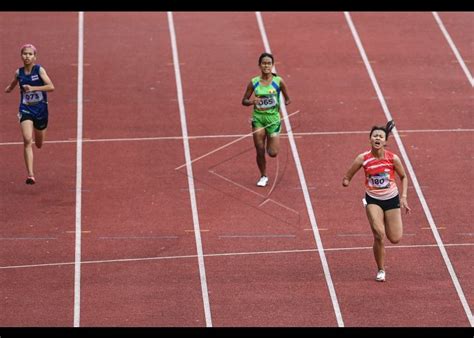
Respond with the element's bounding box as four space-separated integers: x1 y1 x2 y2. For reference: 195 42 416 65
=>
342 121 411 282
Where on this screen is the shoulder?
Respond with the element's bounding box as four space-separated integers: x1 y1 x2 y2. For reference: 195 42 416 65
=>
360 150 371 159
391 153 402 164
385 150 397 160
273 75 283 83
250 76 261 89
356 151 369 163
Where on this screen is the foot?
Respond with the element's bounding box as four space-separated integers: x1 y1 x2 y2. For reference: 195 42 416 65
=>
256 175 269 187
26 176 36 185
375 269 386 282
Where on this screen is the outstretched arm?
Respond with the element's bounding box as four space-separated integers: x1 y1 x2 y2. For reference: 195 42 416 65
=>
5 70 19 93
342 154 364 187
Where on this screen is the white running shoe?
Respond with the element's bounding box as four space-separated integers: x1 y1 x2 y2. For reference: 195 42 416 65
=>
376 269 386 282
256 176 269 187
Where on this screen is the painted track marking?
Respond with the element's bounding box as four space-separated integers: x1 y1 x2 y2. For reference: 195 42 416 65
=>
256 11 344 327
1 128 472 147
1 242 472 270
174 110 300 170
167 11 212 327
432 12 474 87
2 128 471 148
73 11 84 328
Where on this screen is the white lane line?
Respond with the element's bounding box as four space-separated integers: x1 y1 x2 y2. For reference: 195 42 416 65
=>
432 12 474 87
167 11 212 328
73 11 84 328
2 242 472 270
1 128 472 147
256 11 344 327
219 235 296 238
98 236 179 240
174 110 300 170
0 237 58 240
345 11 473 326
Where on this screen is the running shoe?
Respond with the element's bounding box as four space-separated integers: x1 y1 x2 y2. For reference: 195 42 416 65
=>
375 269 386 282
26 176 36 185
256 176 269 187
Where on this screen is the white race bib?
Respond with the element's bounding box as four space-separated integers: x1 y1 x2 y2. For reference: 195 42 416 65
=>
368 172 390 189
22 91 43 105
256 96 277 109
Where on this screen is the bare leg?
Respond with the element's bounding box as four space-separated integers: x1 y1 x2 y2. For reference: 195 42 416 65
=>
384 208 403 244
266 133 280 158
366 204 386 271
253 127 267 177
34 128 46 149
20 120 35 177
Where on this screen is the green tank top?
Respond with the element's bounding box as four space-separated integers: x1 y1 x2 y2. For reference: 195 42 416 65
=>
251 75 281 115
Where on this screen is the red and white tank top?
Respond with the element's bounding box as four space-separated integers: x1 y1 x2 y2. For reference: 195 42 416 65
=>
362 150 398 200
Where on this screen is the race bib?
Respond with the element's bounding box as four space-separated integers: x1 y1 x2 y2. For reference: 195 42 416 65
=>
22 91 43 105
256 95 277 109
368 172 390 189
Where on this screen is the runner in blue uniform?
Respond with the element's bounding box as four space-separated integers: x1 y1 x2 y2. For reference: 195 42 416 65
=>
5 44 55 184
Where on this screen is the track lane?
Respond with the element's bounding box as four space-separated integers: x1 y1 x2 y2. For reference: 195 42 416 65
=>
260 11 470 326
173 12 338 326
436 12 474 77
0 12 78 326
78 12 206 326
349 11 473 324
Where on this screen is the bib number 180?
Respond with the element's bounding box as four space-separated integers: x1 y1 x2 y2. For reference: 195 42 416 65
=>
369 174 389 189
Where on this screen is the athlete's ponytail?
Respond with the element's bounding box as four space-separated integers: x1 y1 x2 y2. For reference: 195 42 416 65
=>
385 120 395 140
369 120 395 140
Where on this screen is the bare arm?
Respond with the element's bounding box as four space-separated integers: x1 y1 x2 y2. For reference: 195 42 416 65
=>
393 154 411 214
22 66 55 93
5 70 19 93
342 154 364 187
242 81 257 106
279 78 291 105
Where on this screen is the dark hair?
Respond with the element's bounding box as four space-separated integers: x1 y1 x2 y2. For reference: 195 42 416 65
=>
369 120 395 140
258 52 277 76
258 52 273 65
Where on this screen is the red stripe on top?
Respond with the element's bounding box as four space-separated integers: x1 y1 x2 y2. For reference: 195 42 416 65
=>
363 150 398 200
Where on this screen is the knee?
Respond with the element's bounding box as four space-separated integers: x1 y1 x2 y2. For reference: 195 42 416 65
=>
388 235 402 244
255 146 266 157
35 142 43 149
373 228 386 242
267 149 278 158
23 138 34 148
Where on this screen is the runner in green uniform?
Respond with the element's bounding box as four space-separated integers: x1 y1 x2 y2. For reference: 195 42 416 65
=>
242 53 291 187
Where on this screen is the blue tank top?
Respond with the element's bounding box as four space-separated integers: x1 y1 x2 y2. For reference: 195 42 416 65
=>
17 64 48 116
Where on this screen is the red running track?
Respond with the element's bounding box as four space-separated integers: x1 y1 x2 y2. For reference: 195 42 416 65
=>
0 11 472 327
